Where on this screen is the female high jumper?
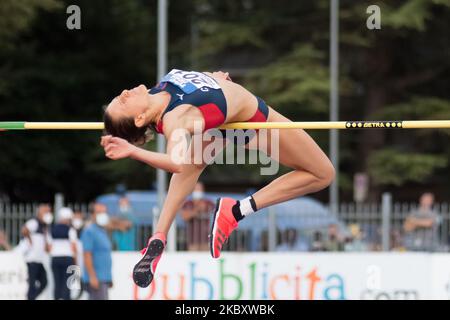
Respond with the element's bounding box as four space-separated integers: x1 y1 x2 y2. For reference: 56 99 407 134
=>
101 69 335 288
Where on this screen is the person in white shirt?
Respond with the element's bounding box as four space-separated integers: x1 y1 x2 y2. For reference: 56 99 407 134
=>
21 204 53 300
48 207 78 300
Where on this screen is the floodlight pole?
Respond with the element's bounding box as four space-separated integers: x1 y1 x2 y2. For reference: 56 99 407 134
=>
329 0 339 216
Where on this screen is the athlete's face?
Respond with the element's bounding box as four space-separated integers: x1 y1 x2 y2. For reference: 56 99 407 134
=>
107 84 149 121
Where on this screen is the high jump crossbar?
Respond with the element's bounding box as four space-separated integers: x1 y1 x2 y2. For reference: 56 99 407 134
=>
1 120 450 131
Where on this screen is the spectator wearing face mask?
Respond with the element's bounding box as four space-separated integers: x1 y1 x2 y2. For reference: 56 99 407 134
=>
20 204 53 300
111 196 137 251
80 203 113 300
72 211 85 237
48 207 78 300
72 211 85 267
180 182 215 251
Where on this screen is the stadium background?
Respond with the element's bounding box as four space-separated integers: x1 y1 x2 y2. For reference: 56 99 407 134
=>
0 0 449 300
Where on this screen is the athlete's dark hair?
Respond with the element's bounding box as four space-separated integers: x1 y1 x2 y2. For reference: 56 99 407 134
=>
103 110 155 146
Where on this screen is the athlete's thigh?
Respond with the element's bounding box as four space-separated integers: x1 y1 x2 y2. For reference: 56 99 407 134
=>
246 107 332 176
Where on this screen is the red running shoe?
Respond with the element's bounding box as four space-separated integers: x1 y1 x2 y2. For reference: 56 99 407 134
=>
209 198 239 259
133 232 166 288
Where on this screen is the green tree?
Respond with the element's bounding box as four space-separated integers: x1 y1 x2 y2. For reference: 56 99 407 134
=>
0 0 158 201
190 0 450 199
0 0 449 202
340 0 450 197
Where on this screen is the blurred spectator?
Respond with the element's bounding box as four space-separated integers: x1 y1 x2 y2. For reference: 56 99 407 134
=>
260 230 269 251
323 224 344 252
403 192 440 252
72 210 86 265
111 196 137 251
72 211 85 237
365 224 382 251
390 229 406 251
71 210 86 299
0 230 11 251
80 203 113 300
48 207 78 300
21 204 53 300
180 182 215 251
344 224 368 252
276 228 309 251
234 230 251 252
310 231 325 252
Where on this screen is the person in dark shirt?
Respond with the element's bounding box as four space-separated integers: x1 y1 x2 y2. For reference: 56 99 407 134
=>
404 192 440 252
48 207 78 300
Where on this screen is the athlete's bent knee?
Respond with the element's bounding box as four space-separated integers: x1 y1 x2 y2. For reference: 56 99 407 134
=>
318 162 336 188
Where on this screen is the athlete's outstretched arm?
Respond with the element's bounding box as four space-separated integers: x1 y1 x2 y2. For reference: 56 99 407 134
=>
101 135 183 173
130 147 182 173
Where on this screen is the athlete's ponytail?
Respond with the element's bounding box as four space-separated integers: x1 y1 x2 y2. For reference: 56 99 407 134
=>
103 110 155 146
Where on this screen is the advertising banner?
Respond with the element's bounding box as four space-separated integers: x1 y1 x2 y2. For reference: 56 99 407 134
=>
0 252 447 300
431 254 450 299
110 252 432 300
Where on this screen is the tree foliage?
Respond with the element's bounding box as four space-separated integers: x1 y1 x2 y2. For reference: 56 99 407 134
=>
368 149 447 186
0 0 449 202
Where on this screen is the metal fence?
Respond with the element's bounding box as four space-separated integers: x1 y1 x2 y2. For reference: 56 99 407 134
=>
1 193 449 253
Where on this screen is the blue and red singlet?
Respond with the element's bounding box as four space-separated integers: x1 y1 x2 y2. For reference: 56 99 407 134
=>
149 69 269 137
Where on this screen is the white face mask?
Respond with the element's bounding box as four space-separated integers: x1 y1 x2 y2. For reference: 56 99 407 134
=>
42 213 53 225
72 218 84 230
192 191 204 200
96 212 109 227
119 204 130 213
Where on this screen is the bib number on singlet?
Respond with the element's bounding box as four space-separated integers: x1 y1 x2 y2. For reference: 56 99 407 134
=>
161 69 221 94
